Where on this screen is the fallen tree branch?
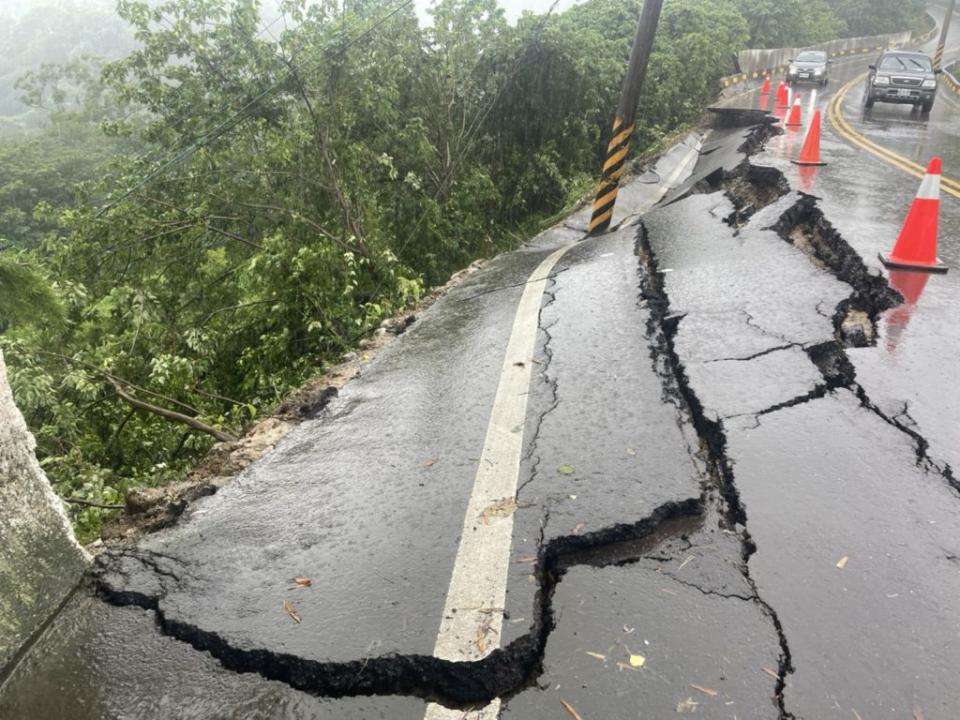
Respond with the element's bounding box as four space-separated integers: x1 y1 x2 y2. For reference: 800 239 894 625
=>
33 350 204 416
107 377 236 443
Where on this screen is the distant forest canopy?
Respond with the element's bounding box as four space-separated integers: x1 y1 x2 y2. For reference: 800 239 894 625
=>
0 0 931 134
0 0 931 541
0 0 138 135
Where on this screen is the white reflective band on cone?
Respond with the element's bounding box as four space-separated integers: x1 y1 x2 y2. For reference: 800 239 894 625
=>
916 173 941 201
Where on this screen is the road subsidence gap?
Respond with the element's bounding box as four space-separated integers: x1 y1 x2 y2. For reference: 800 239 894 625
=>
94 148 815 704
636 119 960 715
94 497 704 707
90 120 955 712
634 219 797 720
698 130 956 492
89 124 794 710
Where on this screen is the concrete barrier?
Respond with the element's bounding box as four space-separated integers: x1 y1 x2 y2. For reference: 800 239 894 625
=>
0 350 88 675
720 15 940 91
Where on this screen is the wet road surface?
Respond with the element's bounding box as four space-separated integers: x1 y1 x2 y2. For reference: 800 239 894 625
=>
3 11 960 720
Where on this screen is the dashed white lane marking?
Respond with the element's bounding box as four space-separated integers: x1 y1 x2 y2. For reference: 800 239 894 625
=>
423 141 700 720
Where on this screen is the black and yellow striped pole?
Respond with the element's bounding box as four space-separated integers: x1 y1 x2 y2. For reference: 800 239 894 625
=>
588 0 664 236
934 0 956 71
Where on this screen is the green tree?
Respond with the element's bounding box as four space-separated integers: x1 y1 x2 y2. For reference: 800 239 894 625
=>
0 254 62 330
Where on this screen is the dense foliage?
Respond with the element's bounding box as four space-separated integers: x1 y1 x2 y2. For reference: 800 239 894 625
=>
0 0 930 540
738 0 930 49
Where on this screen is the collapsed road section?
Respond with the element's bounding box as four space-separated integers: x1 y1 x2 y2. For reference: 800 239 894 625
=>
3 112 959 720
87 217 788 717
7 139 788 720
639 117 960 718
83 158 787 715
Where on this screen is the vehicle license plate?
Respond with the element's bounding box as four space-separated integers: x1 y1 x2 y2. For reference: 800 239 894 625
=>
799 73 810 79
897 89 912 97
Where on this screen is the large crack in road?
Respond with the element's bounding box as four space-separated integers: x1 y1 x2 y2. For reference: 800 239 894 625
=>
718 136 957 496
636 220 796 720
19 116 956 718
92 117 924 716
95 497 709 708
638 116 960 717
91 174 787 711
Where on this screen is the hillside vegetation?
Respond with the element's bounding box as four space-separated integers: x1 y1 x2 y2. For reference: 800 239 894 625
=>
0 0 927 540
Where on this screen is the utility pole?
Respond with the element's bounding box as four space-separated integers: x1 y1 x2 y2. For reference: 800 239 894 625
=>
587 0 664 236
934 0 956 71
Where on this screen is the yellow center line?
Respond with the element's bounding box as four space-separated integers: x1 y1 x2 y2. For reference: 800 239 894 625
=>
826 74 960 199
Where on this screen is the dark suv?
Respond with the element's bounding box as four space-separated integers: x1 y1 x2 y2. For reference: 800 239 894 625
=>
864 51 939 113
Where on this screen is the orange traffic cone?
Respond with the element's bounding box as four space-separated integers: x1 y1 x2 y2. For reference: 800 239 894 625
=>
775 81 789 109
791 110 827 166
785 97 803 128
879 157 948 273
761 76 771 94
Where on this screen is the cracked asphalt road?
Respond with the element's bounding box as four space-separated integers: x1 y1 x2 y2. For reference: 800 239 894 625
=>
3 16 960 717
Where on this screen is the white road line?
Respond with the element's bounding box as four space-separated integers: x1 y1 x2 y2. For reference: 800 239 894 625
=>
422 243 574 720
423 141 700 720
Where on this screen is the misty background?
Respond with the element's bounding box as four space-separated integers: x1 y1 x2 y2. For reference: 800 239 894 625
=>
0 0 583 135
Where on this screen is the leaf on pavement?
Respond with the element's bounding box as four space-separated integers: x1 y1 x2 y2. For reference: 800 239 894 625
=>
557 464 575 475
481 497 518 525
475 617 493 655
689 683 718 697
585 651 606 661
615 661 637 672
629 654 646 668
761 667 780 680
560 699 584 720
282 599 301 624
836 555 849 569
417 458 437 469
291 576 312 588
676 697 699 713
